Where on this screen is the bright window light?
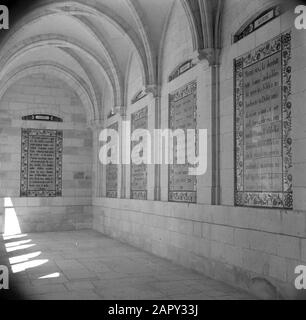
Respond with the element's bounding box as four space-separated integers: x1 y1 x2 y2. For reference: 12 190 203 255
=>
4 208 21 236
4 197 13 207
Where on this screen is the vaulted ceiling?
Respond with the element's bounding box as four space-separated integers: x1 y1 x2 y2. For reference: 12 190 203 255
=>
0 0 222 122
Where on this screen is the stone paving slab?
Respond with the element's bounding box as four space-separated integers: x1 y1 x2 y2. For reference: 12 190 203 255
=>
0 230 256 300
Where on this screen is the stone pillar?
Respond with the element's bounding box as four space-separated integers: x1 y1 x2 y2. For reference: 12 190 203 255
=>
89 119 104 198
193 48 221 205
211 59 221 205
114 105 127 199
146 85 161 201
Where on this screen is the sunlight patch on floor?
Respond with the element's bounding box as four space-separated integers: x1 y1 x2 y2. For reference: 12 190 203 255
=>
39 272 60 279
3 234 28 241
6 243 36 253
9 251 42 264
5 239 32 248
2 197 60 280
11 259 49 273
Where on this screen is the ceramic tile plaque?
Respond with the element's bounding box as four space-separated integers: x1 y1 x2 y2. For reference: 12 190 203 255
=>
106 122 118 198
168 81 197 203
234 32 292 209
20 128 63 197
131 106 148 200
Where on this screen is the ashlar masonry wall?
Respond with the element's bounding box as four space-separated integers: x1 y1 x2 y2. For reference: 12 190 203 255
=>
92 1 306 299
0 74 92 232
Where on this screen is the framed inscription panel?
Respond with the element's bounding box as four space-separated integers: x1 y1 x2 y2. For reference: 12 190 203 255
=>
131 106 148 200
234 31 292 209
20 129 63 197
168 81 197 203
106 122 118 198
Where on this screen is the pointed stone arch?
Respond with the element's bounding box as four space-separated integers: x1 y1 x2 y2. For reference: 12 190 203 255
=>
0 63 97 122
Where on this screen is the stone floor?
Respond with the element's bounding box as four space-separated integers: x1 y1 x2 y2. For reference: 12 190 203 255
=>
0 230 255 300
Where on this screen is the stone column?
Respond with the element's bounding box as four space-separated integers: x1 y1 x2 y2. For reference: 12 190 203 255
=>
207 48 221 205
146 85 161 201
193 48 221 205
89 119 104 198
211 58 221 205
114 105 127 199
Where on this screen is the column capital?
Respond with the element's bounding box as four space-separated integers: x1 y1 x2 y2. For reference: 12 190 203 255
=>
114 105 126 118
145 84 160 98
192 48 221 66
88 119 104 130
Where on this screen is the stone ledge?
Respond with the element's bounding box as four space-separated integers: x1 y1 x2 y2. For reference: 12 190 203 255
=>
93 197 306 238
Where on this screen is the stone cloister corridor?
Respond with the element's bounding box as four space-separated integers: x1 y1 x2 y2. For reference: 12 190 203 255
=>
0 229 254 300
1 0 306 301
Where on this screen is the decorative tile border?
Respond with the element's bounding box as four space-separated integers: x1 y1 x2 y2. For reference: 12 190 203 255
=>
130 106 148 200
106 122 118 198
131 89 147 105
22 114 63 122
233 6 281 43
234 31 292 209
168 60 195 82
168 81 197 203
20 128 63 197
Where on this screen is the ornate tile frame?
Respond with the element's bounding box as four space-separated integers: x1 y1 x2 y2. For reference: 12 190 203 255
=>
168 80 197 203
130 106 148 200
20 128 63 197
234 31 292 209
233 5 281 43
106 122 118 198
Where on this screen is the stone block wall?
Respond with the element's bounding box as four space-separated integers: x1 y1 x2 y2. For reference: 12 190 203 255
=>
0 0 304 300
92 1 306 299
93 199 306 299
0 74 92 232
